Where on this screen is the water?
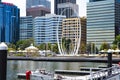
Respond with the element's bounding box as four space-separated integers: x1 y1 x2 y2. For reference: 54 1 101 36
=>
7 60 107 80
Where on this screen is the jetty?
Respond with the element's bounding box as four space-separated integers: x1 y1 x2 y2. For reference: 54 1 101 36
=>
7 56 120 63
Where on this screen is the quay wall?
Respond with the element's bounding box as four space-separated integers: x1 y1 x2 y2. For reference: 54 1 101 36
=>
7 56 120 63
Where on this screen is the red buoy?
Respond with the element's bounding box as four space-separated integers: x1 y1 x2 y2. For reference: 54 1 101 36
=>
26 70 31 80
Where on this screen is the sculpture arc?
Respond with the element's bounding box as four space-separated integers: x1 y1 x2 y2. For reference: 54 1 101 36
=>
56 7 81 56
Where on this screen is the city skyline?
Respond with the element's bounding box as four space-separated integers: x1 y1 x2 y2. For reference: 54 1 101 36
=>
2 0 87 17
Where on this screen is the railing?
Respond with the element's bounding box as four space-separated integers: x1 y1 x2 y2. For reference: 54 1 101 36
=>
90 64 120 80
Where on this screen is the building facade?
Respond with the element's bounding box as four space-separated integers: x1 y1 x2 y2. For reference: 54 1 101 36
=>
26 0 50 9
34 14 66 45
87 0 120 48
26 0 51 18
0 2 20 43
62 17 86 54
54 0 78 18
20 16 33 40
26 6 50 18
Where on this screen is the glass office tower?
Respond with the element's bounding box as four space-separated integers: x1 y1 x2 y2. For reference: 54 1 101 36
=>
34 14 66 45
20 16 33 40
0 2 20 43
87 0 120 48
54 0 76 14
54 0 78 18
26 0 51 9
26 0 51 18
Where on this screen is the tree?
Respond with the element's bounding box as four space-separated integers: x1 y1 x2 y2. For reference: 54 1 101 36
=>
111 44 117 50
86 42 95 54
80 43 86 54
52 43 59 54
8 43 16 50
86 42 91 54
38 43 46 50
113 34 120 49
62 37 71 54
100 41 110 50
47 43 52 50
16 38 34 50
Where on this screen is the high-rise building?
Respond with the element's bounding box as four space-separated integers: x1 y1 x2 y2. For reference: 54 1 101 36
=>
87 0 120 48
34 14 66 45
89 0 105 2
26 6 50 18
26 0 50 9
62 17 86 54
26 0 51 18
54 0 79 18
20 16 33 40
0 2 20 43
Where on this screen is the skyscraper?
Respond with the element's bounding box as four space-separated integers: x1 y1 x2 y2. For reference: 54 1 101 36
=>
20 16 33 40
26 0 51 18
62 17 86 54
34 14 66 45
89 0 105 2
0 2 20 43
26 0 50 9
87 0 120 48
54 0 78 18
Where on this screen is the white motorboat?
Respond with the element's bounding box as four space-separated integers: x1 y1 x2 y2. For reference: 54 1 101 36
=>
17 69 54 80
17 64 120 80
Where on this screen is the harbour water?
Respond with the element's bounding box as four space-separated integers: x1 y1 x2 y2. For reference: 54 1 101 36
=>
7 60 107 80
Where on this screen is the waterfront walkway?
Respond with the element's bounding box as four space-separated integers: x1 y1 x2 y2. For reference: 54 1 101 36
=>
7 55 120 63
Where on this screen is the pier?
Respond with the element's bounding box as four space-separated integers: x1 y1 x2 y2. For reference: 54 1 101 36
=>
55 70 90 75
7 56 120 63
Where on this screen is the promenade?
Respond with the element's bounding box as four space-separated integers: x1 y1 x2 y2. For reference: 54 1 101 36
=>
7 55 120 63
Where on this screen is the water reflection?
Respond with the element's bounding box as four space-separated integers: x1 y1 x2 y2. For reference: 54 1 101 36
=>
7 61 107 80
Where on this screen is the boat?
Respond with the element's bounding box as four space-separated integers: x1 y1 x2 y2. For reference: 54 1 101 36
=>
17 69 54 80
17 64 120 80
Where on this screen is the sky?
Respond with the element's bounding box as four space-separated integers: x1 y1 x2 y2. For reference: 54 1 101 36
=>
2 0 87 17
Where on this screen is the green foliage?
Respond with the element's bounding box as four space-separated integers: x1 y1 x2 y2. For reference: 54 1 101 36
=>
100 41 110 50
8 48 15 52
113 34 120 49
38 43 46 50
86 42 91 53
14 53 26 57
47 43 52 50
80 43 86 53
86 42 98 54
16 38 34 50
52 43 59 54
8 43 16 50
111 44 117 50
62 37 71 54
86 42 95 54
